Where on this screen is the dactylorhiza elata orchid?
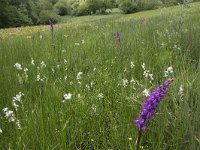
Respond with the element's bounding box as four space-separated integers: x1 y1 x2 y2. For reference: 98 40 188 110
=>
134 79 174 150
135 78 174 131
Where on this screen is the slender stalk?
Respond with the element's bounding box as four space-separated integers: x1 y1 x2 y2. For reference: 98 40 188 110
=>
136 130 142 150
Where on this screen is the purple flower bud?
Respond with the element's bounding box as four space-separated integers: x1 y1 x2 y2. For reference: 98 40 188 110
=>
114 32 122 43
135 79 174 131
49 20 54 32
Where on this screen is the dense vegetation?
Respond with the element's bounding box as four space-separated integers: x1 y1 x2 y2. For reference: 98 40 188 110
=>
0 2 200 149
0 0 199 28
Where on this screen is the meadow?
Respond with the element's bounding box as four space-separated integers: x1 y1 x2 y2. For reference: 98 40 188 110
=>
0 2 200 150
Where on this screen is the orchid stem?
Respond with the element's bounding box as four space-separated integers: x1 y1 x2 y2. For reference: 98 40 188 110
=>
136 130 142 150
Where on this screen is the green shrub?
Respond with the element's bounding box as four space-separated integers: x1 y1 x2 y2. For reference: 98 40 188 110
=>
0 5 32 28
73 0 104 16
38 10 60 24
119 0 138 14
138 0 163 10
54 0 71 16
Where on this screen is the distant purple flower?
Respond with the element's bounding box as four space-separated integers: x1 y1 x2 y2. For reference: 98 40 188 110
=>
134 79 174 131
49 20 54 32
114 32 122 43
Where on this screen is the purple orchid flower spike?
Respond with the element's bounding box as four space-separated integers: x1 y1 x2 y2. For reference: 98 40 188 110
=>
49 20 54 33
114 32 122 43
135 78 174 132
134 79 174 150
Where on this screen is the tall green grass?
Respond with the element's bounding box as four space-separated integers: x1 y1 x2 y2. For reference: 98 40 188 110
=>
0 3 200 150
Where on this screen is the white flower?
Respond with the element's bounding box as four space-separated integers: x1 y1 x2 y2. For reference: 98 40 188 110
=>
62 49 66 53
142 63 145 70
122 79 128 87
16 120 22 129
31 58 35 65
64 59 67 64
12 92 24 110
143 70 154 80
2 108 15 122
92 104 96 112
81 40 85 44
143 89 150 97
93 67 96 71
2 108 8 113
131 61 135 68
13 92 24 101
63 93 72 102
161 42 166 47
14 63 22 70
143 70 150 78
36 74 43 81
77 72 83 80
40 61 46 68
164 66 173 77
167 66 173 73
85 84 90 90
0 127 2 134
97 93 104 99
178 85 184 96
36 74 41 81
78 94 81 99
64 75 68 81
75 43 80 46
52 68 55 73
24 68 29 72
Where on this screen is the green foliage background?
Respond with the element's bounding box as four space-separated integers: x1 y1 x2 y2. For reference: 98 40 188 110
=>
1 0 200 28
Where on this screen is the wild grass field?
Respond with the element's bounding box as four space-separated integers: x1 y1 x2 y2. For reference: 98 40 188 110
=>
0 2 200 150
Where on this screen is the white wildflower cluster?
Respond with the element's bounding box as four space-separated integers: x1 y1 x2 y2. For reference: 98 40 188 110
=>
14 63 22 70
131 61 135 69
97 93 104 100
31 58 35 65
122 79 129 87
164 66 173 77
130 78 143 90
40 61 46 68
2 108 15 122
81 40 85 44
85 82 94 91
143 89 150 97
63 93 72 102
15 119 22 129
36 74 44 82
92 104 96 112
142 63 145 70
77 72 83 80
12 92 24 110
178 85 184 101
178 85 184 96
143 70 154 80
24 68 29 72
64 75 68 81
142 63 154 81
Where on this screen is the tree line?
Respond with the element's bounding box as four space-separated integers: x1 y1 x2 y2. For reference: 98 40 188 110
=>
0 0 198 28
